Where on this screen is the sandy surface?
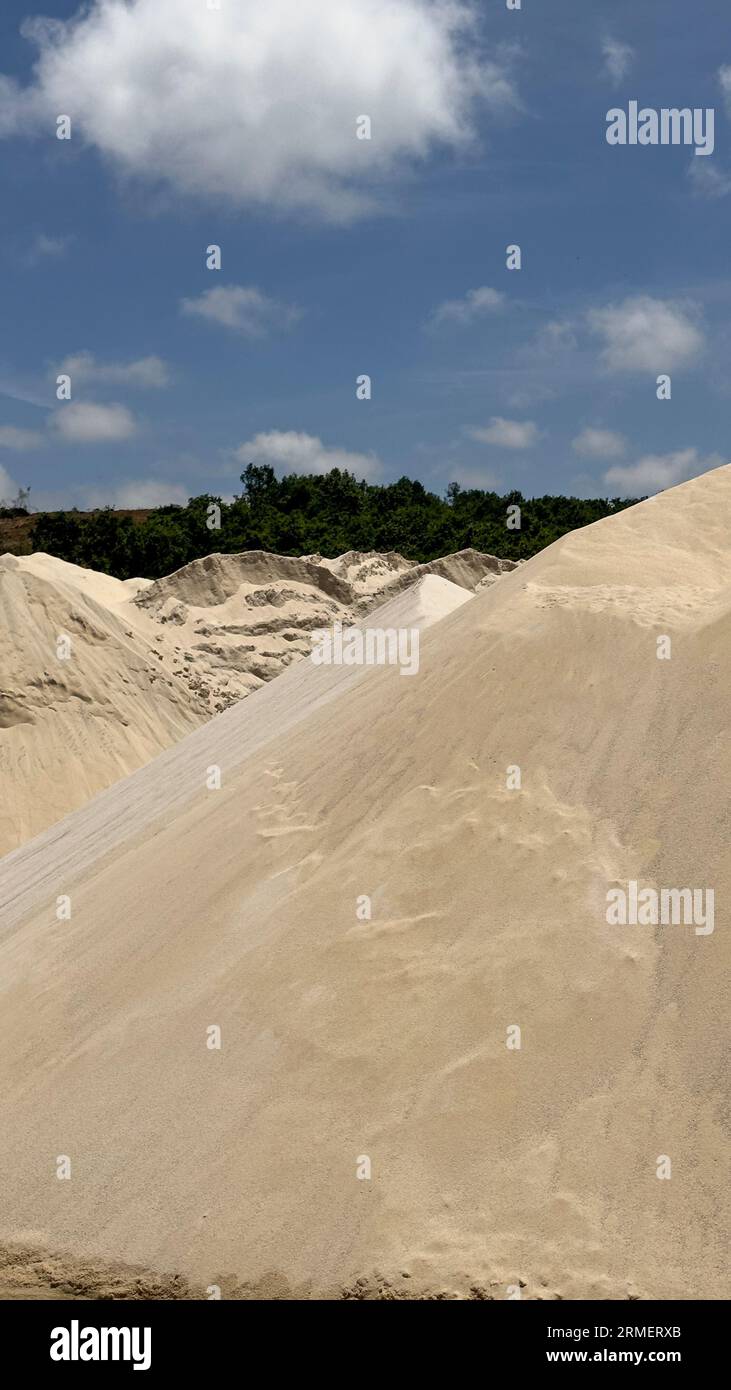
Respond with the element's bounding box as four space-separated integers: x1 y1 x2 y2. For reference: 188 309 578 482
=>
0 547 504 856
0 469 728 1300
0 557 204 855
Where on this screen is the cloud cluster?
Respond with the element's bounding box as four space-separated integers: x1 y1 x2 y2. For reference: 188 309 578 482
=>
232 430 382 480
0 0 517 221
0 350 176 454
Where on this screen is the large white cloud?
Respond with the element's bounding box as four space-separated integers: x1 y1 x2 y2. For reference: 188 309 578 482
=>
588 296 704 373
604 448 724 495
0 0 516 221
233 430 382 479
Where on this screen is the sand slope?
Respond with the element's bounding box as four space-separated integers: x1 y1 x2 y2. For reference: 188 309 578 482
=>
0 557 204 854
0 548 499 856
0 470 728 1299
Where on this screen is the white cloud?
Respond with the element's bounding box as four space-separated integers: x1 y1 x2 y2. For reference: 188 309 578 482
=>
181 285 302 338
602 37 635 84
52 402 137 443
83 478 190 508
572 427 627 460
587 296 704 373
0 0 518 222
468 417 541 449
232 430 382 479
0 462 20 500
719 64 731 111
429 286 505 328
0 424 44 450
604 448 724 496
58 351 170 389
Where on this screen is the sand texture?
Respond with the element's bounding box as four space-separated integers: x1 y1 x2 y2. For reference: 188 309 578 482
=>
0 469 728 1299
0 547 502 855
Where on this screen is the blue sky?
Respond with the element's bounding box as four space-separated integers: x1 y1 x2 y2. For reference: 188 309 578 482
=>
0 0 729 510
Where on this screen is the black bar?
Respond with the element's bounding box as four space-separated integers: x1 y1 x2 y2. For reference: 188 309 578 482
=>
1 1296 721 1375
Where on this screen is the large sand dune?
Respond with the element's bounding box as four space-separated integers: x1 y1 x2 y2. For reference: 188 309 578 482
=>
0 469 728 1299
0 547 504 856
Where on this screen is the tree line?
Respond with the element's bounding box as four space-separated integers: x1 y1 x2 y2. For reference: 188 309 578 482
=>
24 465 641 580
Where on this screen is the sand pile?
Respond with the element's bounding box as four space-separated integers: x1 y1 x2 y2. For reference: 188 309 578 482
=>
0 573 473 907
0 546 504 855
0 555 204 854
308 547 516 605
0 468 728 1299
130 546 514 710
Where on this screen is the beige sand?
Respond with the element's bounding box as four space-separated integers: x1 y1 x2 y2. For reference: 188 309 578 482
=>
128 546 513 711
0 557 204 854
0 547 499 856
0 468 728 1299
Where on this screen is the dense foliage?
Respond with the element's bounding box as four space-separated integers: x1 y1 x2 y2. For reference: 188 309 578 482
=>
27 466 641 580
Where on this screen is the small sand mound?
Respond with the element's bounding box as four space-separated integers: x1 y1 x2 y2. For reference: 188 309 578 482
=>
135 550 355 610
